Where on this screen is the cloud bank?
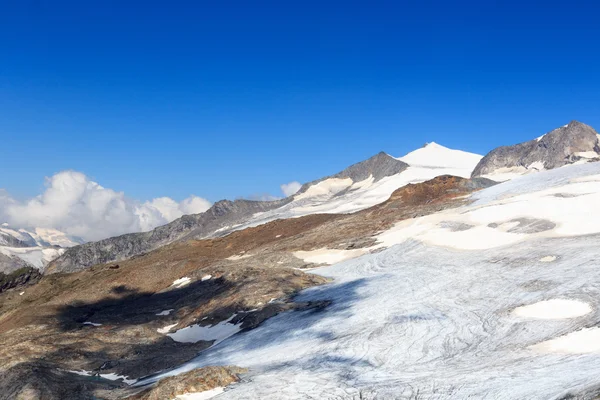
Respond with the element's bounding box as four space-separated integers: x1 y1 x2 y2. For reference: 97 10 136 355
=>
281 181 302 197
0 170 211 242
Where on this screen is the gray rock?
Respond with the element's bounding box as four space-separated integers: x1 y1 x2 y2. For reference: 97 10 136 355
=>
472 121 600 177
0 253 30 274
296 152 408 195
49 198 291 273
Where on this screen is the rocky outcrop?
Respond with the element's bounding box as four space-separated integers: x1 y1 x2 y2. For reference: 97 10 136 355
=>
0 253 32 275
130 366 246 400
0 267 41 293
472 121 600 178
297 152 409 194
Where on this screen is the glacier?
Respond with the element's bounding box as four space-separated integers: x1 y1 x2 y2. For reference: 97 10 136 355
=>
135 162 600 399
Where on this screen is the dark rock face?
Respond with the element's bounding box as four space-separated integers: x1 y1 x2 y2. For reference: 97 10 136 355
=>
297 152 409 195
49 198 292 274
472 121 600 177
0 267 42 293
0 362 122 400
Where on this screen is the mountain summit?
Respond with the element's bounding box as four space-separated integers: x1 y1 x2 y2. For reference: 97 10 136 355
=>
398 142 483 169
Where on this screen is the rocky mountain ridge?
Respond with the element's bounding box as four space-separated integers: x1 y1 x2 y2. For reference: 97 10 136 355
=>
49 152 411 274
472 120 600 179
295 151 408 195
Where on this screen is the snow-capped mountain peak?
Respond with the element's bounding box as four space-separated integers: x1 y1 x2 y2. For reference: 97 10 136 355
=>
398 142 483 170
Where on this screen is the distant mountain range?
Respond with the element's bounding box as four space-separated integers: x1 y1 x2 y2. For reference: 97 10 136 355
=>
47 143 482 273
7 120 599 275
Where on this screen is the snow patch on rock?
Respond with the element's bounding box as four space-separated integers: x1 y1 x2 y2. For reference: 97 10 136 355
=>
68 370 136 385
157 323 179 334
172 277 191 288
174 387 225 400
167 315 241 345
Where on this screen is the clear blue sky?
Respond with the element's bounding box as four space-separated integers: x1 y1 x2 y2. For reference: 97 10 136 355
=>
2 0 599 202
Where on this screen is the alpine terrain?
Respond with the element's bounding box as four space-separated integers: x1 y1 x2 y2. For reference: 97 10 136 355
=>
3 121 600 399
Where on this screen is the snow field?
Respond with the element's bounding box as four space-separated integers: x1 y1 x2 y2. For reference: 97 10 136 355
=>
137 164 600 398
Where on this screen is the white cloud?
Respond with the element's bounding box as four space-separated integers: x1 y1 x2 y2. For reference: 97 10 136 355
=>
281 181 302 197
0 170 211 242
180 195 213 215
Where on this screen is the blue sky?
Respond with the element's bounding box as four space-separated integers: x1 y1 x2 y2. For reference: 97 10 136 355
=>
2 0 600 202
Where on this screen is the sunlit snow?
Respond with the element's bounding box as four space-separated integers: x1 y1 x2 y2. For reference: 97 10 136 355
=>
138 162 600 399
293 248 369 265
171 277 191 288
174 387 225 400
68 370 136 385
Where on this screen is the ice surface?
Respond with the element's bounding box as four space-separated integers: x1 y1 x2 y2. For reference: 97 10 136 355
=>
156 309 174 316
143 235 600 398
138 163 600 398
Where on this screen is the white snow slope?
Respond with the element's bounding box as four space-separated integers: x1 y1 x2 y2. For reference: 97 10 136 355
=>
141 162 600 399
